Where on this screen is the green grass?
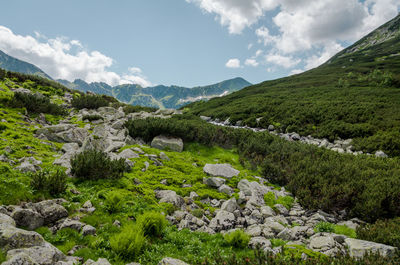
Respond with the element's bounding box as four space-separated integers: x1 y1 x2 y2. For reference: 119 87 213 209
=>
264 192 294 210
314 222 356 238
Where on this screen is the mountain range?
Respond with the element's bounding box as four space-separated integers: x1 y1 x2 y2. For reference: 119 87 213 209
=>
0 50 251 109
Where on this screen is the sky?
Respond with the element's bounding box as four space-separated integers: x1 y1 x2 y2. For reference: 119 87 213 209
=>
0 0 399 88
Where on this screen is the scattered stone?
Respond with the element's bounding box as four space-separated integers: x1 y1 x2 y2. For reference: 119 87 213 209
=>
156 190 185 208
11 208 44 230
220 198 239 213
158 257 189 265
345 238 397 258
203 163 240 179
82 225 96 236
151 135 184 152
218 184 234 195
203 177 226 188
6 242 65 265
118 148 139 159
375 150 388 158
249 237 272 249
0 224 45 251
159 152 170 161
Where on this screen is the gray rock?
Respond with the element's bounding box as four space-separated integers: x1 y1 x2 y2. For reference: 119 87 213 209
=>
84 258 112 265
57 128 89 145
375 150 388 158
200 116 211 121
61 143 80 154
0 224 45 251
277 228 293 241
82 225 97 236
158 257 189 265
249 237 271 249
151 135 184 152
220 198 239 213
15 161 37 173
60 219 84 232
2 252 38 265
6 242 65 265
203 164 239 179
0 213 16 227
156 190 185 208
118 148 139 159
345 238 397 258
260 206 276 218
159 152 170 161
274 204 289 216
203 177 226 188
246 224 262 237
264 218 285 234
209 210 236 231
218 184 234 195
105 141 125 153
11 208 44 230
189 192 199 200
33 200 68 224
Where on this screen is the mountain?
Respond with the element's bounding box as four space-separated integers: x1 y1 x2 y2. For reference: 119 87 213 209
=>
186 13 400 157
60 77 252 109
0 50 52 79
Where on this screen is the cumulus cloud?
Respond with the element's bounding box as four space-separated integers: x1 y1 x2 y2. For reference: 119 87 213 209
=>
245 59 259 67
0 26 151 87
120 67 152 87
266 53 301 68
304 42 344 70
225 58 241 68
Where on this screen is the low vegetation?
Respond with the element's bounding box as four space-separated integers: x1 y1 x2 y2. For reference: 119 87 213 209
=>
125 116 400 222
264 192 295 210
8 92 67 115
30 168 68 196
314 222 356 238
110 225 146 260
223 229 250 248
357 218 400 248
71 94 110 109
136 211 168 238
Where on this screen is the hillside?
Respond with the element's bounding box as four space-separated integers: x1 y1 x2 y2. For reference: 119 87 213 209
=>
60 77 252 109
0 50 52 79
186 14 400 157
0 69 400 264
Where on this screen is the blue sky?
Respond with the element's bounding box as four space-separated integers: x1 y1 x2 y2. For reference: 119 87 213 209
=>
0 0 399 87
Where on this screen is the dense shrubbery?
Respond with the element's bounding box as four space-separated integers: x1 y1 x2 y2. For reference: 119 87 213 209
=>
70 150 127 180
136 211 167 237
82 114 103 121
71 94 109 109
357 218 400 248
125 116 400 222
104 191 125 213
110 225 146 260
223 230 250 248
8 92 66 115
30 168 67 196
123 105 157 114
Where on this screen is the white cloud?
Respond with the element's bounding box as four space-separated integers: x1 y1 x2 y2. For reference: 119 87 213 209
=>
120 67 152 87
225 58 241 68
266 53 301 68
304 42 344 70
186 0 278 34
0 25 151 87
245 59 259 67
290 69 304 75
255 26 276 45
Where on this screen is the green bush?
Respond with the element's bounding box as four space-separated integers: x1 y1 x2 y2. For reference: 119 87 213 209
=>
357 218 400 248
191 208 204 218
70 150 127 180
30 169 67 196
124 105 157 114
82 114 103 121
264 192 294 210
270 238 287 248
223 229 250 248
160 202 177 215
334 225 356 238
8 92 66 115
110 225 145 259
71 94 109 109
104 191 124 213
314 222 335 233
136 211 167 237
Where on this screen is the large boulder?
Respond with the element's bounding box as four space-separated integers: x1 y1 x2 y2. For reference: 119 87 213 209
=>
158 257 189 265
220 198 239 213
0 213 16 227
35 124 75 142
33 200 68 224
345 238 397 258
57 128 89 145
2 252 38 265
209 210 236 231
203 177 226 188
11 208 44 230
0 224 45 251
203 164 239 179
118 148 139 159
151 135 184 152
5 242 65 265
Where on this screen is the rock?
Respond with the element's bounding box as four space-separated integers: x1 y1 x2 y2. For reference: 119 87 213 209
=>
264 218 285 234
6 242 65 265
220 198 239 213
375 150 388 158
218 184 234 195
2 252 38 265
189 192 199 200
81 136 111 152
33 200 68 224
15 161 37 173
60 219 85 232
105 141 125 153
82 200 93 208
118 148 139 159
0 213 16 227
345 238 397 258
11 208 44 230
260 206 276 218
156 190 185 208
57 128 89 145
158 257 189 265
203 177 226 188
209 210 236 231
246 225 262 237
61 143 80 154
81 225 96 236
277 228 293 241
309 233 344 256
203 164 239 179
249 237 271 249
200 116 212 122
84 258 112 265
274 204 289 216
159 152 170 161
151 135 184 152
0 224 45 251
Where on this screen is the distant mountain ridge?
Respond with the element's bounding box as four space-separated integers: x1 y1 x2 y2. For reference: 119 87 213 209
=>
59 77 252 109
0 50 52 79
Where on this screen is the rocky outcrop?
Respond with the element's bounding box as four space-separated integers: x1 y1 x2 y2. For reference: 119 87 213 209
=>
151 135 184 152
203 163 240 179
345 238 397 258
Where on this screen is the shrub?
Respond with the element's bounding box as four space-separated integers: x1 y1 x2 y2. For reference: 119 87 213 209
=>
8 92 66 115
104 191 124 213
223 229 250 248
334 225 356 238
110 225 145 259
82 114 103 121
191 208 204 218
70 150 127 180
314 222 335 233
71 94 109 109
357 218 400 248
30 169 67 196
136 211 167 238
124 105 157 114
270 238 287 248
264 192 294 210
160 202 177 216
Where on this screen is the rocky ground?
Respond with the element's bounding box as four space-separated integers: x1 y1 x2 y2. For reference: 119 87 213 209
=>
0 89 397 264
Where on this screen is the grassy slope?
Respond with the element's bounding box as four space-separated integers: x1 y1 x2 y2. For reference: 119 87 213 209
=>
186 15 400 156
